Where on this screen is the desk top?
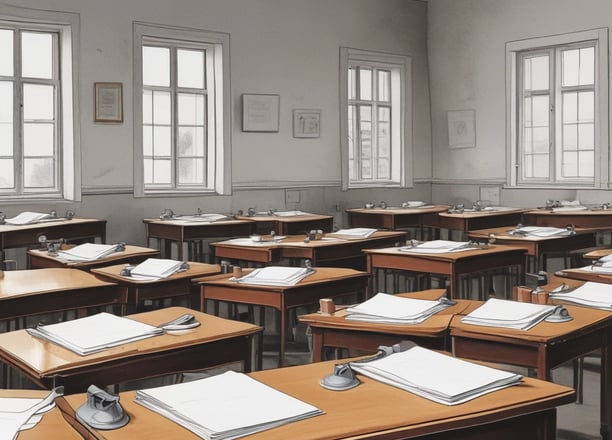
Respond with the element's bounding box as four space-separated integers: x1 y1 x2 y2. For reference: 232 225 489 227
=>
555 266 612 284
59 357 575 440
91 262 220 284
28 245 160 268
524 207 612 217
438 207 527 219
142 217 253 227
0 217 106 233
346 205 450 215
0 307 262 377
468 225 596 242
0 268 116 299
234 213 333 223
364 243 527 262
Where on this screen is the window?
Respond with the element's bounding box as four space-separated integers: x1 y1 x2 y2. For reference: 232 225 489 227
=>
133 23 230 196
0 5 79 201
507 29 608 188
340 48 412 189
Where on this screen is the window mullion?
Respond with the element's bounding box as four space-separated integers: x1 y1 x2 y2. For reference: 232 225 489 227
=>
14 29 22 193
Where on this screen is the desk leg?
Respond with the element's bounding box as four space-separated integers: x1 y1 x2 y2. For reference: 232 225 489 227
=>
602 329 610 440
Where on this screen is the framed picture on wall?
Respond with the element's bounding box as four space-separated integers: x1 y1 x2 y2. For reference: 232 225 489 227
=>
447 109 475 149
94 82 123 123
242 94 280 132
293 109 321 138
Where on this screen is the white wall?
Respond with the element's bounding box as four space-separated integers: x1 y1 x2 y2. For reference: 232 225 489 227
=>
428 0 612 207
1 0 432 249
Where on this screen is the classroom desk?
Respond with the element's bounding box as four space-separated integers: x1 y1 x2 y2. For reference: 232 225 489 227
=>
364 244 527 300
195 268 369 367
0 217 107 269
523 207 612 230
450 298 612 439
27 245 160 270
555 265 612 284
583 248 612 262
58 358 575 440
0 268 124 323
0 307 262 394
423 207 526 240
142 217 254 261
91 262 220 312
299 288 473 361
210 230 407 269
234 212 333 235
467 226 598 272
345 204 450 238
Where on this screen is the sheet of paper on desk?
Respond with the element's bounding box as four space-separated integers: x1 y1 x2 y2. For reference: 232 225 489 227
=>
235 266 313 286
55 243 120 261
460 298 556 330
4 211 55 225
129 258 186 280
350 345 522 405
328 228 377 238
0 393 58 440
26 312 162 356
174 213 230 222
272 210 312 217
513 226 570 237
135 370 323 440
345 293 450 324
550 281 612 310
399 240 470 253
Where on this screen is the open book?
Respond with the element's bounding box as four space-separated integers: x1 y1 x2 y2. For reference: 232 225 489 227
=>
345 293 452 324
550 281 612 310
128 258 188 280
5 211 56 225
235 266 314 286
460 298 557 330
135 370 323 440
399 240 472 254
327 228 377 239
25 313 163 356
55 243 123 262
350 344 522 405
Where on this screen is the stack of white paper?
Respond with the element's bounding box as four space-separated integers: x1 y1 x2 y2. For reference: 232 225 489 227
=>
328 228 377 238
55 243 121 262
550 281 612 310
399 240 471 254
402 201 426 208
174 213 230 223
0 389 62 440
129 258 187 280
460 298 557 330
350 345 522 405
510 226 571 237
26 312 163 355
135 370 323 440
235 266 314 286
5 211 55 225
272 210 312 217
345 293 451 324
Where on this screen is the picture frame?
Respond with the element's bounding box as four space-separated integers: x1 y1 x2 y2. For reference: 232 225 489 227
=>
293 109 321 138
94 82 123 123
242 93 280 132
447 109 475 149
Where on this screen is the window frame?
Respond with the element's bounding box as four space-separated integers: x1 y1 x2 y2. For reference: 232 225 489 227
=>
133 22 231 197
339 47 412 190
506 28 608 189
0 4 80 202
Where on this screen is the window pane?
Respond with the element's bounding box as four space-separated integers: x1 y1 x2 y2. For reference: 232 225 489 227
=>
348 67 356 100
578 91 594 122
0 159 14 188
523 127 532 153
142 90 153 124
178 94 205 126
523 97 532 126
562 151 578 177
525 154 549 178
377 158 390 179
24 123 54 155
23 84 54 120
562 49 579 87
0 123 12 155
359 105 372 179
0 81 12 123
578 123 594 150
563 92 578 123
359 67 372 100
21 32 53 79
0 29 13 76
177 49 204 89
579 47 595 85
524 55 548 90
153 126 171 156
143 158 153 184
152 159 171 184
24 157 53 187
143 125 153 156
178 126 205 156
178 158 204 184
578 151 594 177
378 70 390 102
153 91 171 125
563 124 577 150
378 106 390 158
531 95 549 126
348 104 355 180
143 46 170 87
532 127 549 153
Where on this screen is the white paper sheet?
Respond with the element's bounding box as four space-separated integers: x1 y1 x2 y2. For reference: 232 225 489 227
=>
345 293 450 324
235 266 313 286
55 243 120 261
399 240 471 254
550 281 612 310
5 212 55 225
460 298 556 330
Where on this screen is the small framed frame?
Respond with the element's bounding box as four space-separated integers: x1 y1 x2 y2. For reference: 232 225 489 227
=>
94 82 123 123
447 109 475 149
293 109 321 138
242 93 280 132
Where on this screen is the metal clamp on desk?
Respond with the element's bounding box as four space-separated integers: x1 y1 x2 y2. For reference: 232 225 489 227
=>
76 385 129 430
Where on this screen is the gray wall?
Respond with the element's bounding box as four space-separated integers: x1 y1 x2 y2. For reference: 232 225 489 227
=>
2 0 432 248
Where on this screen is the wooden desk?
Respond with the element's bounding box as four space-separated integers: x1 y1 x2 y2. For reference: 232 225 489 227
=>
142 218 254 261
0 268 124 323
346 204 450 238
91 262 220 312
467 226 597 272
0 307 262 393
556 266 612 284
28 245 160 270
365 244 526 300
234 213 333 235
524 208 612 230
196 268 369 367
211 231 407 270
58 358 575 440
450 299 612 439
583 248 612 262
0 217 106 269
423 208 526 240
299 289 473 361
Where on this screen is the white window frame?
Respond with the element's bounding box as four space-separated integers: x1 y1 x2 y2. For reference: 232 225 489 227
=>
133 22 231 197
506 28 608 189
0 4 80 202
340 47 412 190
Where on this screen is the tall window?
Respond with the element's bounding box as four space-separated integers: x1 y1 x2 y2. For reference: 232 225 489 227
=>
507 29 608 187
0 6 79 200
134 23 230 196
340 48 412 189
